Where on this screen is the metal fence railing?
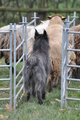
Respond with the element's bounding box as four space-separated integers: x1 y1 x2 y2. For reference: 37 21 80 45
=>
61 12 80 108
0 12 38 110
13 12 38 110
0 24 12 110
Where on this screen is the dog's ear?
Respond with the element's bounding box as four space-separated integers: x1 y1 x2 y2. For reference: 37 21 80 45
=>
35 29 39 36
43 30 47 36
43 30 48 41
35 29 39 39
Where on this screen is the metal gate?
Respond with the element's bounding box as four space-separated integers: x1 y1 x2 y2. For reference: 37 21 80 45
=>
61 12 80 108
0 12 38 110
0 24 12 110
13 12 38 110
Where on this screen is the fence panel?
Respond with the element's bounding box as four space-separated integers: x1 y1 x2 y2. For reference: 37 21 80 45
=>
61 11 80 109
13 12 38 110
13 23 25 110
0 24 12 110
0 12 38 110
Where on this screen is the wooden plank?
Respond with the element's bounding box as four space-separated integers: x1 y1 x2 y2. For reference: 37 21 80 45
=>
0 7 80 13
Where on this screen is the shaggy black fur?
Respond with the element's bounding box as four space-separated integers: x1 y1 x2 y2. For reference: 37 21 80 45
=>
23 29 50 104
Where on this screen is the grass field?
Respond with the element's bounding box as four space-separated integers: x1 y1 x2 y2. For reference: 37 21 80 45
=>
0 58 80 120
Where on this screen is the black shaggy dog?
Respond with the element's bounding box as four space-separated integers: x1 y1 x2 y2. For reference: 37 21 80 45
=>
23 29 50 104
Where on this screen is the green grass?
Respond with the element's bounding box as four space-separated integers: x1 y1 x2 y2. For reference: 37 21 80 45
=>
0 91 80 120
0 58 80 120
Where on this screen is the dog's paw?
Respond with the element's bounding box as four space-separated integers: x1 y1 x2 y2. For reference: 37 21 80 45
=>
26 92 30 101
38 100 43 105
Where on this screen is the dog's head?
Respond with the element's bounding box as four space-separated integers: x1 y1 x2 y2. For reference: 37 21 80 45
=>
35 29 49 43
33 29 50 52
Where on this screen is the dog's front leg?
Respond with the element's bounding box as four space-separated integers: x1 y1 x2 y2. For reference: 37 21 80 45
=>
25 88 31 102
32 81 36 97
37 90 43 105
26 92 30 101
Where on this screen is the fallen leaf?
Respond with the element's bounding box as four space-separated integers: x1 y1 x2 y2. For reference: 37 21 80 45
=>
10 107 14 111
5 115 9 119
3 92 5 94
0 114 9 119
5 86 8 88
5 104 9 111
0 83 3 86
0 114 3 119
59 108 63 111
72 94 76 97
37 112 40 116
34 107 36 109
23 92 26 97
51 101 55 104
55 98 61 102
58 112 60 115
32 112 34 116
